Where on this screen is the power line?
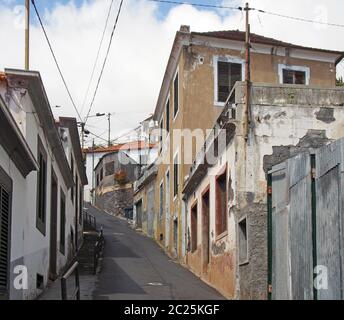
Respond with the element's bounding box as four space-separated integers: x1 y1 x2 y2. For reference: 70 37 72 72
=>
147 0 241 10
31 0 82 122
84 0 124 124
87 130 109 143
257 9 344 28
80 0 115 116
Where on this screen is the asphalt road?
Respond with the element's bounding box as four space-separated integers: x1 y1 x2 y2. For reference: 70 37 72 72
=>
85 204 225 300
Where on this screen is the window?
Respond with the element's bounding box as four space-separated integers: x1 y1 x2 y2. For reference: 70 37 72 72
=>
173 72 179 118
70 155 74 202
60 189 66 254
283 69 306 84
238 217 248 264
159 118 163 153
105 161 115 176
100 168 103 182
96 174 99 187
36 137 47 235
215 169 227 236
216 59 243 103
279 64 309 85
75 174 78 226
79 187 83 223
166 98 170 133
173 153 179 198
159 182 164 219
191 202 198 253
0 166 12 296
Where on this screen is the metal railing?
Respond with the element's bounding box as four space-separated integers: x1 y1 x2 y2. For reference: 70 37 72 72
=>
94 228 104 275
61 261 80 300
83 211 97 230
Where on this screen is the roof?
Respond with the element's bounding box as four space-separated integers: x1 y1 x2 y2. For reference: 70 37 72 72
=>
84 141 157 154
192 30 344 58
5 68 74 189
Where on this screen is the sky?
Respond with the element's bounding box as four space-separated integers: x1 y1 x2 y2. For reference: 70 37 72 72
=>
1 0 344 146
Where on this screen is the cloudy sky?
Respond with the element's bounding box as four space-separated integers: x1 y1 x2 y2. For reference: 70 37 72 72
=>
1 0 344 146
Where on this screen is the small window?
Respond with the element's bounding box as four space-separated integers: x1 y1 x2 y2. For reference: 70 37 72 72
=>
282 69 306 85
173 153 179 198
60 189 66 254
238 217 248 264
159 182 164 219
75 174 79 226
100 168 103 182
105 161 115 176
96 174 99 187
166 99 170 133
36 274 44 290
191 202 198 252
70 155 74 202
79 187 83 223
36 137 47 235
159 118 163 153
173 72 179 118
215 169 227 236
217 60 242 103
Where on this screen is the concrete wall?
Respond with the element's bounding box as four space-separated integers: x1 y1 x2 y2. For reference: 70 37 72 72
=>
233 83 344 299
0 85 81 299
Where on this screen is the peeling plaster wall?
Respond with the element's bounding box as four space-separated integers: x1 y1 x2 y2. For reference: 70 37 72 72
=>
185 143 237 299
233 83 344 299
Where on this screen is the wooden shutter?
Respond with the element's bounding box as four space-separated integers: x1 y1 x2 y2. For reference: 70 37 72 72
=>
0 184 10 293
217 61 230 102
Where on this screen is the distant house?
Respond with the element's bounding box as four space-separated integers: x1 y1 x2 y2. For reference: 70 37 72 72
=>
0 69 87 299
83 141 157 203
94 151 140 218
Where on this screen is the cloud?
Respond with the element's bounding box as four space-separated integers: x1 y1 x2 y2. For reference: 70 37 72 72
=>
1 0 343 146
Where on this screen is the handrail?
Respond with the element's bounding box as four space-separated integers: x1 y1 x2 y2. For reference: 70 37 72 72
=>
93 228 104 274
61 261 80 300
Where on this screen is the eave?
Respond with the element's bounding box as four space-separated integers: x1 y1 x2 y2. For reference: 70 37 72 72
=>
0 95 38 177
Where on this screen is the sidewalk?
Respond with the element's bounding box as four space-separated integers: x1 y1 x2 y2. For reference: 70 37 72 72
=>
39 230 100 300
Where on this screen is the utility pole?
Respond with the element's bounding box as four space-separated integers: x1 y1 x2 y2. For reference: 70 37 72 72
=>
244 2 251 141
107 113 111 147
25 0 30 70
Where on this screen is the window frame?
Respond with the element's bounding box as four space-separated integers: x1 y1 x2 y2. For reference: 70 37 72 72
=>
173 69 179 121
59 188 66 255
190 200 198 253
278 64 310 85
213 55 245 107
215 165 228 238
36 136 48 236
238 215 249 265
173 150 179 200
159 180 164 220
165 96 170 134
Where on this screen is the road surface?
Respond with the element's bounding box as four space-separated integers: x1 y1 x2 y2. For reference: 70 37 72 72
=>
85 204 225 300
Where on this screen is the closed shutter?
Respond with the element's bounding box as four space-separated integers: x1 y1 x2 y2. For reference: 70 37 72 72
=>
0 184 10 293
217 61 242 103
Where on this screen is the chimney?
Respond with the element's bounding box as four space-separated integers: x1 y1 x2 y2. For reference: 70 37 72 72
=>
179 25 190 33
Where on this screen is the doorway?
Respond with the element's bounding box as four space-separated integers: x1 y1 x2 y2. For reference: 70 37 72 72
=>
202 189 210 271
135 200 143 229
49 169 58 280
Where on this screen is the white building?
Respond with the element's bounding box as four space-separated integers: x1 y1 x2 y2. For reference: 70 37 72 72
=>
0 69 87 300
84 141 158 203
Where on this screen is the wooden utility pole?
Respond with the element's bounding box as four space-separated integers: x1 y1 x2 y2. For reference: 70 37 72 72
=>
107 113 111 147
25 0 30 70
244 2 251 141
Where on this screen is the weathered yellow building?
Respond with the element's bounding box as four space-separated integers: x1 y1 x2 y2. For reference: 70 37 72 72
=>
134 26 343 298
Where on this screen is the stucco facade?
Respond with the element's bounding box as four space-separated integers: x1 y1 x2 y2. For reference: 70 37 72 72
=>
152 26 342 266
184 82 344 299
0 70 87 300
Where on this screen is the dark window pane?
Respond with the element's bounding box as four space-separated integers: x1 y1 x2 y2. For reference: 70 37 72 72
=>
295 71 306 84
174 73 179 117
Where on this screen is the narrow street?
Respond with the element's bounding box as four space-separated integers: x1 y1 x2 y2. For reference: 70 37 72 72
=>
85 204 224 300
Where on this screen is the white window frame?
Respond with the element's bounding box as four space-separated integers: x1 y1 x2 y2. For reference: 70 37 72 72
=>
173 68 180 122
278 64 310 85
159 115 164 154
213 55 245 107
